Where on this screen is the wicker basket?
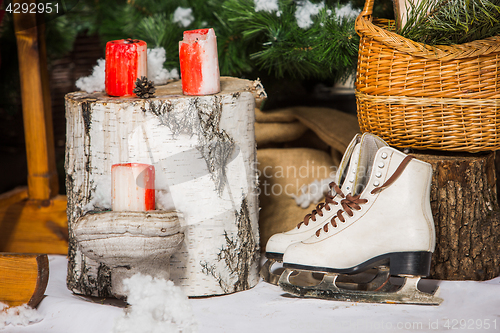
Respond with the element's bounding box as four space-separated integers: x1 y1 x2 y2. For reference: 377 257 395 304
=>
355 0 500 152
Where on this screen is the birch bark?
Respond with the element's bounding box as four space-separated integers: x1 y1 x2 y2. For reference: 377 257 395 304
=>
65 77 266 296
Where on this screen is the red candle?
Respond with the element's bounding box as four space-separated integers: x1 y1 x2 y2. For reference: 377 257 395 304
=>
105 39 147 97
179 28 220 96
111 163 155 211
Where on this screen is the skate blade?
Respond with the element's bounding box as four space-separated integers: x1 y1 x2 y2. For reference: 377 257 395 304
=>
260 259 282 285
288 266 390 291
261 259 324 286
279 268 443 305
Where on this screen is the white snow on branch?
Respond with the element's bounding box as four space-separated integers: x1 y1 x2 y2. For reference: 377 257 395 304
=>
290 176 335 209
295 0 325 29
335 3 360 20
254 0 280 13
75 47 179 93
112 274 198 333
0 303 43 329
173 7 194 28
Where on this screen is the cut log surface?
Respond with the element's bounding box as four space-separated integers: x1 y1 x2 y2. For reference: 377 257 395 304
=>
413 151 500 280
0 253 49 308
65 77 265 297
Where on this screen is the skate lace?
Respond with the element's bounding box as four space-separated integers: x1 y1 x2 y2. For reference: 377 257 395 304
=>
316 155 415 237
297 182 344 229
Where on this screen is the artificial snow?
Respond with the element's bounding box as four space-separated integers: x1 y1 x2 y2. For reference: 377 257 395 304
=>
75 47 179 93
254 0 280 13
18 255 500 333
290 177 335 208
147 47 180 85
156 189 176 211
112 274 197 333
75 58 106 93
83 174 112 211
295 0 325 29
173 7 194 28
0 302 43 329
335 3 360 20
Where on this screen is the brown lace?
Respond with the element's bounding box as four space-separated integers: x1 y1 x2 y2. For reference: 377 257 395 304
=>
315 155 415 237
317 194 368 236
370 155 414 194
297 182 345 229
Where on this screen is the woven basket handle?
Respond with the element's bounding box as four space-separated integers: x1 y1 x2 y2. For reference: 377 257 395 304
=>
359 0 375 18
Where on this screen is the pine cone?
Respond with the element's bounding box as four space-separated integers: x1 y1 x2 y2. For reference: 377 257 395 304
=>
133 76 156 99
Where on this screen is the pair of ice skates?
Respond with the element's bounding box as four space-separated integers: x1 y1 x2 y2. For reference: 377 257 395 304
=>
261 133 443 305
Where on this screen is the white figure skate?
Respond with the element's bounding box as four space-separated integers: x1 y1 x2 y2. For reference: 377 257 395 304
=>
260 133 388 285
278 144 443 305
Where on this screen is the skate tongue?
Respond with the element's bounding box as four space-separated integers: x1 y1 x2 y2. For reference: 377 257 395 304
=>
337 143 361 196
352 133 389 195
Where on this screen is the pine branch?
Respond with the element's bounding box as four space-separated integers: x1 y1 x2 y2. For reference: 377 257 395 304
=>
221 0 360 79
400 0 500 45
30 0 362 81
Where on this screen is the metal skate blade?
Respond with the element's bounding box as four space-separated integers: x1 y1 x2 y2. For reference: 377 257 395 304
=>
278 268 443 305
260 259 283 285
336 267 390 290
285 266 391 291
288 270 324 287
261 259 324 286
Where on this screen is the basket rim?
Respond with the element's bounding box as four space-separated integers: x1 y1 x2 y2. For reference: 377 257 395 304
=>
355 0 500 61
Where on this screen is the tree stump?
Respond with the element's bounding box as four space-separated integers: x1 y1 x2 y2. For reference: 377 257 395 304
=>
413 151 500 281
65 77 266 297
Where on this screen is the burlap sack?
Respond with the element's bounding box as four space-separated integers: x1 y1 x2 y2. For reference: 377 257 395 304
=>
255 106 360 250
256 106 360 152
255 122 308 146
255 107 296 123
257 148 336 250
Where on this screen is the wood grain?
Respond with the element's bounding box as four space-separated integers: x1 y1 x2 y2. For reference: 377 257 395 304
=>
414 151 500 280
0 253 49 308
0 187 68 254
13 1 59 200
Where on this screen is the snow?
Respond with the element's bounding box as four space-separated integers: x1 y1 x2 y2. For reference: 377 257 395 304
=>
75 58 106 93
0 303 43 329
295 0 325 29
173 7 194 28
293 1 359 29
83 174 111 211
254 0 280 13
155 189 176 211
112 274 197 333
4 255 500 333
290 177 335 209
75 47 179 93
147 47 180 85
335 3 360 20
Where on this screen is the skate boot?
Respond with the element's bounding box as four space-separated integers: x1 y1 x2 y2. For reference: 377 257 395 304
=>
279 144 443 305
260 132 388 284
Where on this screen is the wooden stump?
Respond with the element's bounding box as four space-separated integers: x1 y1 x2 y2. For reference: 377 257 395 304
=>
65 77 266 297
413 151 500 280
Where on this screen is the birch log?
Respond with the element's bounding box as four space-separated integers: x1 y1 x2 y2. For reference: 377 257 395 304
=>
65 77 266 297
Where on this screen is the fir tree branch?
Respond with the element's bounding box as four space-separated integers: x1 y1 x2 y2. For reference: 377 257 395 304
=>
400 0 500 45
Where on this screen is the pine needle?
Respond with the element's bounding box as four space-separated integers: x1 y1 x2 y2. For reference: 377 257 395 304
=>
400 0 500 45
